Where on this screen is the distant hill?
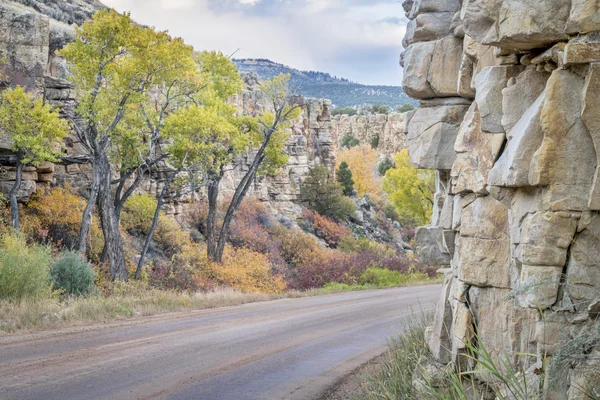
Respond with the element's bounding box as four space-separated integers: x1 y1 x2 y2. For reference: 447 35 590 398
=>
234 59 416 109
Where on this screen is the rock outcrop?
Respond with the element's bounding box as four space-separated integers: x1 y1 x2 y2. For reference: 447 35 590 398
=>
402 0 600 396
330 113 407 159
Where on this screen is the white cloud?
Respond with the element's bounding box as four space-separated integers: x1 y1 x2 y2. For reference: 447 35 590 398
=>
101 0 406 85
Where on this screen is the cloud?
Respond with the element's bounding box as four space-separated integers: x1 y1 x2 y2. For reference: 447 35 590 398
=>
101 0 407 85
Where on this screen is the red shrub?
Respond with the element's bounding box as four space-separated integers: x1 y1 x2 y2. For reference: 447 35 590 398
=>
301 210 349 248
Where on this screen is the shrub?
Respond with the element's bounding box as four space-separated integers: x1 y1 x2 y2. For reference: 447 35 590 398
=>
211 247 286 294
51 251 95 296
336 161 355 197
20 186 104 260
341 134 360 149
331 107 358 116
370 135 380 149
396 103 416 113
0 234 52 302
378 157 394 177
359 267 408 287
121 194 157 235
301 210 349 248
300 165 355 221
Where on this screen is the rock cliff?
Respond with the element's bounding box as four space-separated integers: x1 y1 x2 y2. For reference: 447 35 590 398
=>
402 0 600 396
330 113 407 159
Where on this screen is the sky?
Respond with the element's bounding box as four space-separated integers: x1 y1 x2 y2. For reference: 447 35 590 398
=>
101 0 408 86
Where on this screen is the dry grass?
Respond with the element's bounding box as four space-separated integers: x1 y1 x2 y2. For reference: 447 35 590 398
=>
0 279 440 335
0 288 276 334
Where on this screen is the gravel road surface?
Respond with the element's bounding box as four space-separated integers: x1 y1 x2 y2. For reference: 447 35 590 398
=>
0 285 440 400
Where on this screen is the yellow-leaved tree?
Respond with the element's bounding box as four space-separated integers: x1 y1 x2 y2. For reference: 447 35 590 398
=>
0 86 69 230
336 145 382 198
383 149 435 227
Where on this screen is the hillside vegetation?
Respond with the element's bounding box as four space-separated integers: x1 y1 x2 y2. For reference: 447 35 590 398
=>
234 59 416 108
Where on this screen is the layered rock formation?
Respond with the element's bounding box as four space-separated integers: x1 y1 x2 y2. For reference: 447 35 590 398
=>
330 113 407 158
402 0 600 396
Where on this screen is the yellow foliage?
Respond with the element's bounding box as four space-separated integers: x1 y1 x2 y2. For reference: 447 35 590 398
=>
337 145 382 198
210 247 286 294
20 186 104 259
154 215 194 257
121 194 157 234
383 150 435 226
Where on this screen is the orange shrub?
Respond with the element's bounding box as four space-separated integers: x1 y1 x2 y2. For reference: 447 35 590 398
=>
301 210 349 248
210 246 286 294
20 186 104 259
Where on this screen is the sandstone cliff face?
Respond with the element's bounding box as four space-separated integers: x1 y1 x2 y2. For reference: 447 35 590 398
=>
402 0 600 396
330 113 407 159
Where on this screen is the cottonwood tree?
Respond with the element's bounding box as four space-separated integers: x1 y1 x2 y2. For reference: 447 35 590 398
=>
209 74 302 263
134 51 247 277
0 86 69 230
60 10 190 280
382 149 435 226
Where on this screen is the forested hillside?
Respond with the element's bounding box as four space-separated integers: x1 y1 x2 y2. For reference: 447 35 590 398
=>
234 59 416 109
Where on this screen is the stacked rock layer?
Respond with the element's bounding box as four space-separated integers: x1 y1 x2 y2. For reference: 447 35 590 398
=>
402 0 600 397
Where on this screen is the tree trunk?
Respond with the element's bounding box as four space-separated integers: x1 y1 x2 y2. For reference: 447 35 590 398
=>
9 156 23 231
78 157 101 256
100 169 142 262
135 175 174 279
96 153 128 281
206 175 221 262
214 170 256 262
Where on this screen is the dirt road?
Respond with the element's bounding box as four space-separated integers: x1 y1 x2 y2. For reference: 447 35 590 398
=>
0 285 440 400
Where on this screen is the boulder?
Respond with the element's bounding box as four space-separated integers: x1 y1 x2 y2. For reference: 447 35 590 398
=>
529 69 596 211
402 41 436 99
474 66 524 134
463 0 571 50
415 226 452 265
451 103 505 195
468 287 538 384
406 104 469 170
0 180 36 202
565 214 600 311
428 35 464 97
459 196 511 288
501 67 550 134
404 13 455 46
582 62 600 210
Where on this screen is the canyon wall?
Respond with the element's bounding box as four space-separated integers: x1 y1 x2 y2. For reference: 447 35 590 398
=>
330 113 407 159
0 3 335 220
402 0 600 397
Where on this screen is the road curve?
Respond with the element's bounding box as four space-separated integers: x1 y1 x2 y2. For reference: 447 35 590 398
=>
0 285 440 400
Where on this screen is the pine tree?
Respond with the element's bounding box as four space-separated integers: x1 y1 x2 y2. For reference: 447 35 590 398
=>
337 161 355 197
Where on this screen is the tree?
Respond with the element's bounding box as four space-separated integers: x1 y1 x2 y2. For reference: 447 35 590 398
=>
60 10 192 280
341 134 360 149
337 145 382 198
301 165 355 221
336 161 354 197
0 86 69 230
396 104 416 113
331 107 357 117
383 150 435 227
369 104 390 115
207 73 301 263
378 157 394 177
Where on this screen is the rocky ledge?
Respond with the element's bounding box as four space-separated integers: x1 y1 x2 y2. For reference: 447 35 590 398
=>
402 0 600 397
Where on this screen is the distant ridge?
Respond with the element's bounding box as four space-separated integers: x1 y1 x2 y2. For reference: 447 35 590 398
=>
234 59 416 109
